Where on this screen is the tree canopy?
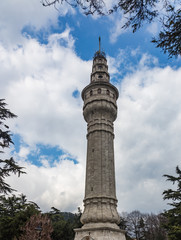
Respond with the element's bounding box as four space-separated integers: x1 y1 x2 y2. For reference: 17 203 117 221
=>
0 99 25 194
0 195 169 240
20 213 53 240
163 166 181 240
121 210 168 240
0 194 40 240
42 0 181 57
0 193 83 240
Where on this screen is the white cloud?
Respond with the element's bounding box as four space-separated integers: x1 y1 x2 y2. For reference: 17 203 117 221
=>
48 26 75 49
7 158 85 212
0 27 91 162
107 50 125 75
19 146 30 158
115 63 181 213
138 53 158 67
109 13 129 43
147 21 159 35
0 0 73 47
0 24 91 213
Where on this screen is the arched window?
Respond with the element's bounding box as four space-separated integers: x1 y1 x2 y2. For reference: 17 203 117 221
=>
106 89 110 95
97 88 101 94
90 90 93 96
81 236 94 240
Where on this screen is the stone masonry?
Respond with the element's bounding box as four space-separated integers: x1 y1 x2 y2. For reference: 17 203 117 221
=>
74 40 126 240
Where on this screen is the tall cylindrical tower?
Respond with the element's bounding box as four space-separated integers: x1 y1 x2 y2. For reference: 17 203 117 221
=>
74 41 126 240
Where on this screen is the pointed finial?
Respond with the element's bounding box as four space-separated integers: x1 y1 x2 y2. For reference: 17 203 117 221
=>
93 37 106 59
99 36 101 52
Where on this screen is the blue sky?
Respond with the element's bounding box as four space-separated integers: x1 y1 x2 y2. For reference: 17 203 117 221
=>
0 0 181 214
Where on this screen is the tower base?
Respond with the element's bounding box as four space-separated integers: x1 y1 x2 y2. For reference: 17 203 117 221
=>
74 223 126 240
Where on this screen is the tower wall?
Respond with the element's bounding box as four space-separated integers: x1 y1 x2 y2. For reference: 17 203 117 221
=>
74 49 126 240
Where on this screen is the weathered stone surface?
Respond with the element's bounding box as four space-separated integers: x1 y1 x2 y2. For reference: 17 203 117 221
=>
74 225 126 240
74 48 126 240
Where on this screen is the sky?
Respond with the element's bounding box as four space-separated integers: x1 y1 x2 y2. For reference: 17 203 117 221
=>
0 0 181 214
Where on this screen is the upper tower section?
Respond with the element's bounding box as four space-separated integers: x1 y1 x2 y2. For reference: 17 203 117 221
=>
91 37 110 83
81 38 119 124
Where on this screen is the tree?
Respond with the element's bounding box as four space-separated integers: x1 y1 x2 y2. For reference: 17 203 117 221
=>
123 210 146 240
47 207 82 240
0 196 83 240
48 207 68 240
163 166 181 240
152 6 181 57
121 211 168 240
0 99 25 194
41 0 181 57
19 214 53 240
144 213 168 240
73 207 83 229
0 194 40 240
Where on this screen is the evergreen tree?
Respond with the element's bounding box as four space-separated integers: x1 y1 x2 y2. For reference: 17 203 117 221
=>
163 166 181 240
0 99 25 194
0 194 40 240
47 207 82 240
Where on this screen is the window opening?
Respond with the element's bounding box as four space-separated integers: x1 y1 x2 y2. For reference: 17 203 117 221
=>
98 88 101 94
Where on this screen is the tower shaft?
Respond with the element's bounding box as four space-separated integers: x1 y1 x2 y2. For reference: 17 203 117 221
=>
74 46 126 240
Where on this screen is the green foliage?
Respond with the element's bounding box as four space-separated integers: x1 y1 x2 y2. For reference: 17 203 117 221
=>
0 99 25 194
152 7 181 57
118 215 127 230
163 166 181 240
42 0 105 15
0 194 40 240
0 195 169 240
48 207 82 240
0 191 82 240
114 0 158 32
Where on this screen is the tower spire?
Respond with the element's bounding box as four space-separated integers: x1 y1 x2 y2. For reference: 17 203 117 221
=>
94 37 106 59
99 36 101 52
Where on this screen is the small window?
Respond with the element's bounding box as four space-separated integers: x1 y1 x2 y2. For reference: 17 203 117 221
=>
98 65 102 69
98 75 103 79
106 89 110 95
90 90 93 96
97 88 101 94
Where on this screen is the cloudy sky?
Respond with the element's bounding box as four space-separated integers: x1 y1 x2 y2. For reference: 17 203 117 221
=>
1 0 181 214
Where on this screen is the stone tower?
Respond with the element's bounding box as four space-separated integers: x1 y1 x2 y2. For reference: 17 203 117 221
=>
74 39 126 240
